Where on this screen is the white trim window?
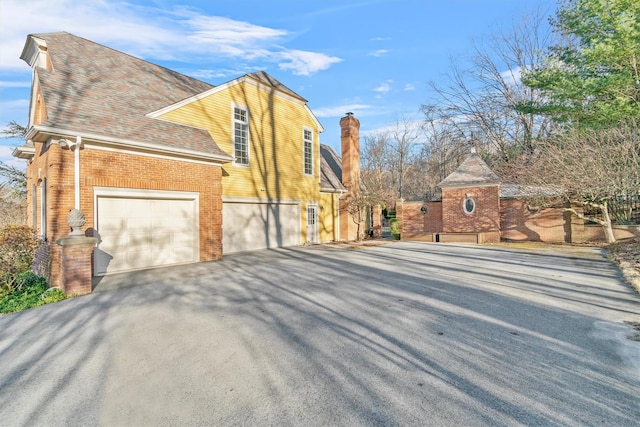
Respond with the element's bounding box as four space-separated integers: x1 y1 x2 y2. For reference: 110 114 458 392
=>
303 128 313 176
233 105 249 166
32 184 37 229
40 178 47 239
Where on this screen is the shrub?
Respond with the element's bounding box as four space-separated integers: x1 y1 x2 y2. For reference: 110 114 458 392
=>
389 218 400 240
0 272 67 314
0 225 41 291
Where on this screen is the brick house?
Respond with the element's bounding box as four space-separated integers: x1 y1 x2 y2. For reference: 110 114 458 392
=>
13 32 363 293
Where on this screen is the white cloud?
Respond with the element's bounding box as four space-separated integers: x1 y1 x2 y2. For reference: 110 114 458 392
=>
404 83 416 91
277 50 342 76
1 99 29 109
373 81 392 97
0 0 342 76
362 118 426 143
371 37 391 41
0 81 30 88
368 49 389 57
0 144 26 170
0 145 14 157
313 104 371 118
188 68 255 80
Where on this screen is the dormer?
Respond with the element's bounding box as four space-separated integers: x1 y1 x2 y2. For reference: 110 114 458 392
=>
20 35 52 71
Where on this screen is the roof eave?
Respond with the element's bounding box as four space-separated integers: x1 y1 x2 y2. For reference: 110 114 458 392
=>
28 125 235 164
439 181 501 189
12 143 35 160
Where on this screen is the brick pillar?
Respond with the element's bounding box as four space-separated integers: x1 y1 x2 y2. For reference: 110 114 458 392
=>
372 204 382 238
56 236 98 295
396 199 404 238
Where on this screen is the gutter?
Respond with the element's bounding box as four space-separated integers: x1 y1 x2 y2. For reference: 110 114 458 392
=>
26 125 235 164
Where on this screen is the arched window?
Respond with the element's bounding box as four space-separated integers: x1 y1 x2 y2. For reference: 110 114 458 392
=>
463 196 475 215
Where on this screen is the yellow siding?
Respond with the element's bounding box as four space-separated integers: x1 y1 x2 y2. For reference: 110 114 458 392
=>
319 192 339 242
159 81 321 203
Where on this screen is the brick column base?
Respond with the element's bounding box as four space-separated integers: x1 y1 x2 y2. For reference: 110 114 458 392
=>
56 236 98 296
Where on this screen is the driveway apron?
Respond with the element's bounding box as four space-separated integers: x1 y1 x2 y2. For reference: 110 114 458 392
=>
0 242 639 426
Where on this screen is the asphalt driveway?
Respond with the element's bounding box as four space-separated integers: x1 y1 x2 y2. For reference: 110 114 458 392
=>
1 242 639 426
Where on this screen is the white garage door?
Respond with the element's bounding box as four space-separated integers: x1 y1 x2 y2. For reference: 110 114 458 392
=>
223 200 300 253
95 189 199 275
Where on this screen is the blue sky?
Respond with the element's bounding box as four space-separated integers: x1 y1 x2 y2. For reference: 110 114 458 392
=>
0 0 556 169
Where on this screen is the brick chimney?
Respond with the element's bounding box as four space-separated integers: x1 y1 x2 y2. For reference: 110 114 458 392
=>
340 112 360 190
339 112 362 241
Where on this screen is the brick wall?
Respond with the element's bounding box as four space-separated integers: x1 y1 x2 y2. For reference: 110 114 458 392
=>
25 142 72 289
81 149 224 262
582 225 640 242
441 187 500 233
25 141 224 289
398 201 443 234
384 191 640 244
500 198 570 242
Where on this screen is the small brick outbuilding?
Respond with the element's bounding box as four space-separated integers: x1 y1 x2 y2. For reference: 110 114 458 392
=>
398 151 639 244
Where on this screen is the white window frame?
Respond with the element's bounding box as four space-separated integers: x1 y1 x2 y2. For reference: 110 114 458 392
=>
463 196 476 215
232 104 250 167
303 127 313 176
32 184 37 229
40 178 47 239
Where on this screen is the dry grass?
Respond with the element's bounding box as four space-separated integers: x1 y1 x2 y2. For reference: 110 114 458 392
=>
606 237 640 294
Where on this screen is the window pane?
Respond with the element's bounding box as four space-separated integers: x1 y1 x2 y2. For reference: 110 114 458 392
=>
234 109 249 165
303 129 313 175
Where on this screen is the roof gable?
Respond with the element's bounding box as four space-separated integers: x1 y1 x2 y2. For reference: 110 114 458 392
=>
23 32 231 160
147 70 324 132
439 152 501 188
319 144 345 192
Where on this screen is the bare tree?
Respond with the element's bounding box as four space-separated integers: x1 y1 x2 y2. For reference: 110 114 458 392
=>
0 121 28 224
0 121 28 139
1 120 28 194
387 116 422 200
343 177 378 241
515 122 640 243
419 105 472 197
424 9 555 167
361 131 395 207
360 118 425 205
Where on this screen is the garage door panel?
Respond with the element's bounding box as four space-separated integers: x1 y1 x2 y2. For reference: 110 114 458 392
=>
172 245 197 260
151 217 174 229
127 217 151 230
125 250 153 270
123 199 149 217
96 194 198 275
223 202 300 253
173 233 195 245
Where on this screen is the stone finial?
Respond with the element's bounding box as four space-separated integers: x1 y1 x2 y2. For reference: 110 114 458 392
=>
67 209 86 236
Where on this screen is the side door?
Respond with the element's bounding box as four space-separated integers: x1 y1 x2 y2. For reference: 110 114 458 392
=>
306 204 318 244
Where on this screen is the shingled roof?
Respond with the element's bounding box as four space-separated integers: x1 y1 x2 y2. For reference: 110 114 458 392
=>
319 144 345 192
25 32 231 159
438 151 501 188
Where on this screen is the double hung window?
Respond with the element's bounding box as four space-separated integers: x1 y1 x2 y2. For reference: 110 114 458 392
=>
234 106 249 166
303 128 313 176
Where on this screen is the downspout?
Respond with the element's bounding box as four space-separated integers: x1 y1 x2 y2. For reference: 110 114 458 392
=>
67 136 82 210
